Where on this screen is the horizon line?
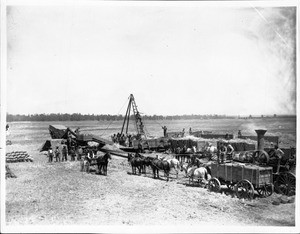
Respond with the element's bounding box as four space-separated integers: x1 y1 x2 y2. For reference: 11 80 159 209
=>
6 112 296 117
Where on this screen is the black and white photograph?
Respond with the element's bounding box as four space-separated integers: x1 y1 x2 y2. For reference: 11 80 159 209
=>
1 0 298 233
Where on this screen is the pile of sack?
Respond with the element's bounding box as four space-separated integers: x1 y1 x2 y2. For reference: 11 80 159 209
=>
6 151 34 163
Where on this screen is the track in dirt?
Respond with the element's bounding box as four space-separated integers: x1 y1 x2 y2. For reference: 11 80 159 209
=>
6 155 295 226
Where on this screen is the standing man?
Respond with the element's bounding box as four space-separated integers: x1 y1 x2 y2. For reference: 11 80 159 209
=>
138 141 144 153
226 143 234 160
70 147 76 161
48 147 54 163
77 146 83 161
162 126 168 137
274 145 284 174
62 145 68 161
55 146 60 162
218 142 227 164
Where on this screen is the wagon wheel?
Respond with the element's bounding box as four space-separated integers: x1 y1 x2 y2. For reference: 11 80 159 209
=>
208 177 221 193
253 150 269 165
236 179 255 200
257 184 274 198
274 172 296 196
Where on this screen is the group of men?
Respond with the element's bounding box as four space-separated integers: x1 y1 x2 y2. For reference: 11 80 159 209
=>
47 145 97 163
218 142 234 164
111 133 133 147
47 145 69 162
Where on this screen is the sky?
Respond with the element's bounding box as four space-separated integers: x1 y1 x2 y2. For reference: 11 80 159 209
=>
6 2 297 116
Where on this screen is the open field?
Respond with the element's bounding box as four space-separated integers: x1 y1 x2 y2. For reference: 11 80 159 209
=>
5 118 296 227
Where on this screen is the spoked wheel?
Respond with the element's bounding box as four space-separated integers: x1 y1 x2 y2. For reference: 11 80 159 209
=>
253 150 269 165
274 172 296 196
257 184 274 198
208 177 221 193
236 179 255 200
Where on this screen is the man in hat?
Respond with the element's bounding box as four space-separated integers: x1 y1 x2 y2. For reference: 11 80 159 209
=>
54 146 60 162
48 147 54 162
162 126 168 137
218 142 227 164
226 143 234 160
62 145 68 161
274 145 284 174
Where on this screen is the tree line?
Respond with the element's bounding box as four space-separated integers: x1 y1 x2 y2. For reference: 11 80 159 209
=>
6 113 294 122
7 113 233 122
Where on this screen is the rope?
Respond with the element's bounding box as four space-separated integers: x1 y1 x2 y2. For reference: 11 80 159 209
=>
138 108 165 137
99 97 130 136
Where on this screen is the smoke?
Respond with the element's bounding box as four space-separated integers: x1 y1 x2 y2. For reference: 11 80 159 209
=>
247 7 296 114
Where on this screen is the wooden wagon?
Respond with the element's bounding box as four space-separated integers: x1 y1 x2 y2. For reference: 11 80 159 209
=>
208 162 274 200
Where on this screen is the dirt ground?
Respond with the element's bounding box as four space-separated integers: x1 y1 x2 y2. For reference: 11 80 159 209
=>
5 143 295 227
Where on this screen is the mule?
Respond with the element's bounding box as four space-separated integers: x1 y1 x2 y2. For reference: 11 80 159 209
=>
96 153 111 176
151 158 171 181
128 153 143 175
181 163 210 186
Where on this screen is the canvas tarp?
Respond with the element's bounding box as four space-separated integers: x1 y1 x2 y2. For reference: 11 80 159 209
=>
39 139 65 152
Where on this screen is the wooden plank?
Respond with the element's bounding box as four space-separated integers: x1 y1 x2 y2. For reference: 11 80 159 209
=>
211 162 273 186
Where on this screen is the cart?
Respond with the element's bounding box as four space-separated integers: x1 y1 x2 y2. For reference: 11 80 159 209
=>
208 162 274 200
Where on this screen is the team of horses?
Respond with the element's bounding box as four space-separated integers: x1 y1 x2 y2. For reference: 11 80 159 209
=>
80 144 216 186
80 152 111 175
127 152 212 184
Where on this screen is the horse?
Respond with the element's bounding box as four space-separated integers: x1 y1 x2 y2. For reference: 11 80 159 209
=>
151 158 171 181
203 144 218 160
163 158 181 179
128 153 144 175
181 163 210 187
186 148 194 154
140 156 153 175
96 153 111 176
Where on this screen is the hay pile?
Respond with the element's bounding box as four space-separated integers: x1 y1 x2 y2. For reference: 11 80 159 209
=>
6 151 34 163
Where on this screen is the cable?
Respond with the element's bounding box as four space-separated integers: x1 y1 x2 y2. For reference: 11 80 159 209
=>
99 97 130 136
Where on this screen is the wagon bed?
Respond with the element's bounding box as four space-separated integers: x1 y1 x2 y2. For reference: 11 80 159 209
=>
209 162 274 199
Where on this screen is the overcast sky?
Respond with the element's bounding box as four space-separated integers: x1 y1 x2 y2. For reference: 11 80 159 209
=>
6 2 296 116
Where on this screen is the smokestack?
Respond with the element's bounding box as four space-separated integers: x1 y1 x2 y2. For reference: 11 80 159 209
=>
255 129 267 151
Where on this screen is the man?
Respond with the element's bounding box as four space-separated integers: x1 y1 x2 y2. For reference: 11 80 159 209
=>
218 142 227 164
128 134 132 147
55 146 60 162
62 145 68 161
77 146 83 161
48 147 54 162
70 147 76 161
274 145 284 174
138 141 144 153
226 143 234 160
162 126 167 137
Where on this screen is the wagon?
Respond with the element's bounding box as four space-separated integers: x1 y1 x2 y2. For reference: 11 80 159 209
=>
208 162 274 200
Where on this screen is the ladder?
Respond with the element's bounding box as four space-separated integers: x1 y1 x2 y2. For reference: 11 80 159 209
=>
121 94 147 139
